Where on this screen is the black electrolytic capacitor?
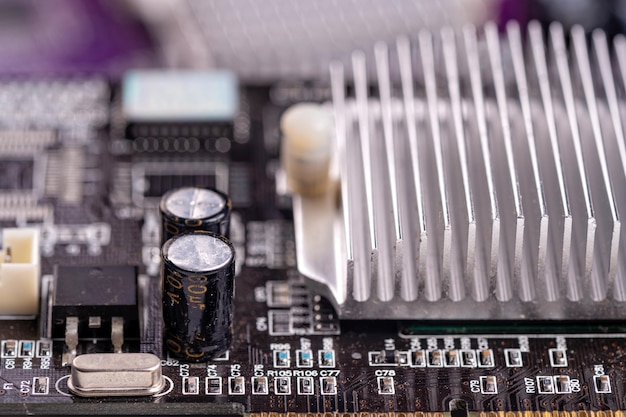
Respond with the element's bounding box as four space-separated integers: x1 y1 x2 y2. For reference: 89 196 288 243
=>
161 231 235 362
159 187 231 244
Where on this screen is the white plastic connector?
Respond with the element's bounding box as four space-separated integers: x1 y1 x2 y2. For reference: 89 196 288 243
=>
280 103 333 196
0 228 41 316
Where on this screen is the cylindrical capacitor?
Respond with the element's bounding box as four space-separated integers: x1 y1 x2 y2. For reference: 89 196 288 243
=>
159 187 231 245
161 231 235 362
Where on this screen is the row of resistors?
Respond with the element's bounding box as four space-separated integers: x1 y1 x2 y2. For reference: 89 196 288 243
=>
367 348 569 368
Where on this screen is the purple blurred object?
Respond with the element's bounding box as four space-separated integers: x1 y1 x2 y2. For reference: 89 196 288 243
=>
497 0 533 30
0 0 156 76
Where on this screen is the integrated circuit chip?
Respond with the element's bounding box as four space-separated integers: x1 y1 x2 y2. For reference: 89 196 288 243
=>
50 265 140 341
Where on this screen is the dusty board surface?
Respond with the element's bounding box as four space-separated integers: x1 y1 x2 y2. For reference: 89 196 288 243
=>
0 79 624 415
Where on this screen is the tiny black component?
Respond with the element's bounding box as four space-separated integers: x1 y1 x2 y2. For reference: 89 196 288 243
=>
480 376 498 394
1 340 16 358
554 375 571 394
428 350 444 367
537 376 555 394
274 377 291 395
320 376 337 395
412 350 426 367
549 348 568 367
0 159 34 190
505 349 523 367
182 377 200 395
477 349 494 367
273 350 290 368
594 375 611 393
162 231 235 362
296 350 313 367
228 377 245 395
252 377 268 395
51 266 139 340
460 350 476 367
369 349 397 365
160 186 231 244
298 377 314 395
36 341 52 358
32 377 49 395
319 350 336 367
445 350 460 367
377 376 394 394
18 340 34 358
205 377 222 395
311 295 339 333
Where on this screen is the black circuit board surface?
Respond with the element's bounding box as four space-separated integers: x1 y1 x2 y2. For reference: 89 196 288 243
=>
0 80 625 416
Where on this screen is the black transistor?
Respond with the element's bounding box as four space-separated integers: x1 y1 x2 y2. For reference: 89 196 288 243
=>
50 265 140 343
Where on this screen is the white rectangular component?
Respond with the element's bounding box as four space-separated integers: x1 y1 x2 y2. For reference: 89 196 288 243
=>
122 70 238 122
594 375 611 393
0 228 40 316
319 376 337 395
297 377 314 395
504 349 524 367
251 377 268 394
205 377 222 395
31 377 49 395
480 376 498 394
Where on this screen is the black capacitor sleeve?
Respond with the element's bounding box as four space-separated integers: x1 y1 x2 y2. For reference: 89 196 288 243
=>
161 231 235 362
159 187 231 245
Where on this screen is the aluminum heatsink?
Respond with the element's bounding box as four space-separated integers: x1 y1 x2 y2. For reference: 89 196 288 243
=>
292 21 626 320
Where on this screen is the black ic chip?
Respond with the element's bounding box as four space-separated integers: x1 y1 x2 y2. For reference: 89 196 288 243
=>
51 266 140 340
144 173 216 198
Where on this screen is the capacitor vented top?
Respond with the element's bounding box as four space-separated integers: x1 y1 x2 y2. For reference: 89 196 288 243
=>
159 187 231 244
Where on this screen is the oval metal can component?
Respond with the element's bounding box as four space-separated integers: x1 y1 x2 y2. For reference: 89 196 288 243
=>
68 353 165 397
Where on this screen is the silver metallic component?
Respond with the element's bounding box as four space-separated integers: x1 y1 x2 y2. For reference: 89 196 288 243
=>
159 186 231 244
68 353 165 397
63 316 79 366
164 187 226 220
111 317 124 354
166 233 233 272
293 22 626 320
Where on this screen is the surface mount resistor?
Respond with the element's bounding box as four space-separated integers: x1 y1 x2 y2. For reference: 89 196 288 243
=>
280 103 333 196
252 377 269 394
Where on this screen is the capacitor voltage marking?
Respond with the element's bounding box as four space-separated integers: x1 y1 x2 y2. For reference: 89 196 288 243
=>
159 187 231 244
161 231 235 362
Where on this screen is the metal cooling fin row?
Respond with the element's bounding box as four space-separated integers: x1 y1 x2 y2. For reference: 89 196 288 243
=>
291 22 626 320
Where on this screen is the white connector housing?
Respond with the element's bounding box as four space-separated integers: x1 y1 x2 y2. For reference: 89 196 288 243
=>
280 103 333 196
0 228 41 316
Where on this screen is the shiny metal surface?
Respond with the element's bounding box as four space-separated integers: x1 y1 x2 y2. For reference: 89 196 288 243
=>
164 187 226 220
68 353 165 397
163 233 233 272
293 23 626 320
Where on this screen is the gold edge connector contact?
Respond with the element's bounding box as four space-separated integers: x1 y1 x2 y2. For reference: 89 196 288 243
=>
250 411 626 417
